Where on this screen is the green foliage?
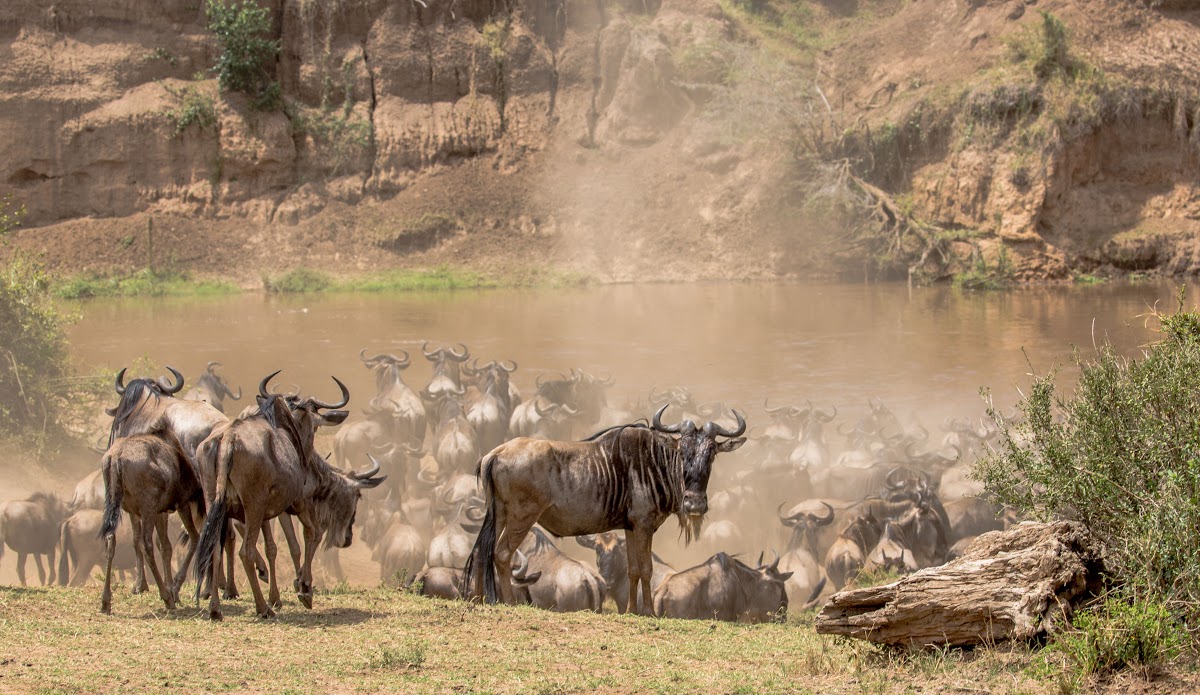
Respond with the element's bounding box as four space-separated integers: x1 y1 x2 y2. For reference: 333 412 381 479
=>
52 269 238 299
162 80 218 136
0 199 70 439
206 0 280 108
263 267 332 293
1036 596 1185 687
1007 11 1077 81
289 104 373 176
953 244 1014 290
978 295 1200 614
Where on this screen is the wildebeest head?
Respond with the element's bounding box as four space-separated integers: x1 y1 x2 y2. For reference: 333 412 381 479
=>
259 370 351 436
320 453 388 548
105 366 186 444
651 403 746 534
576 531 625 585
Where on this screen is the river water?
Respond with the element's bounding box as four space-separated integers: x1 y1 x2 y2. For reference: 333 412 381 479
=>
67 279 1195 427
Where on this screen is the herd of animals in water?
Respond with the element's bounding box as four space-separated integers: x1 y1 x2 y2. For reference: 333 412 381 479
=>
0 345 1021 623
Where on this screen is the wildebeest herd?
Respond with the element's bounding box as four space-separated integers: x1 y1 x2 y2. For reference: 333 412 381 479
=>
0 347 1020 623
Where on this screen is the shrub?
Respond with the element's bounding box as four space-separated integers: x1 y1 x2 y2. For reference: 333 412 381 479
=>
977 293 1200 615
1038 595 1186 686
206 0 280 107
162 80 217 136
263 267 331 293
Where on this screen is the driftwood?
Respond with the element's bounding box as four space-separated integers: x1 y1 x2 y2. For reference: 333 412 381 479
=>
814 521 1104 648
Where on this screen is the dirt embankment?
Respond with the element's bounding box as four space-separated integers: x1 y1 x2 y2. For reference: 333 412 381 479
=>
0 0 1197 284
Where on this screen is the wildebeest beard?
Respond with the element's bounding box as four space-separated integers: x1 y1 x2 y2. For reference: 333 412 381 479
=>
675 434 714 546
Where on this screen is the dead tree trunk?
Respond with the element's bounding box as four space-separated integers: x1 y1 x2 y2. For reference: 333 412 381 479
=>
814 521 1104 648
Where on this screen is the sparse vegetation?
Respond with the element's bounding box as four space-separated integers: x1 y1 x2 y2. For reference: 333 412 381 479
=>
954 244 1015 290
161 79 218 136
206 0 281 108
262 267 332 293
978 295 1200 629
52 269 238 299
289 104 373 177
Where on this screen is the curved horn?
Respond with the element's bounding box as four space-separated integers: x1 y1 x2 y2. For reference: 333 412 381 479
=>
356 454 383 480
776 502 804 526
417 468 440 486
706 409 747 438
448 343 469 361
359 347 386 364
393 349 410 368
310 376 350 410
560 403 579 416
535 373 548 389
756 550 764 568
763 398 788 416
885 467 907 490
421 341 440 359
114 367 128 395
228 385 243 401
534 399 555 417
651 404 681 433
818 405 838 422
259 370 282 399
500 360 517 373
159 366 185 395
465 505 487 522
206 361 221 374
816 502 835 526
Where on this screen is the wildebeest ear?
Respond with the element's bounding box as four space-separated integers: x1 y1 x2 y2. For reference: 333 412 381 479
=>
461 523 482 534
717 437 747 453
775 571 794 582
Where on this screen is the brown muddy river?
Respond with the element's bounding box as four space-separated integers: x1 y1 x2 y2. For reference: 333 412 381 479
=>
67 279 1193 424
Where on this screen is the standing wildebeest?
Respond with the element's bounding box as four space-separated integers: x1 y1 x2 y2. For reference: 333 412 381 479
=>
465 360 518 456
467 404 746 615
423 342 470 399
58 509 139 587
652 552 792 623
576 531 675 614
194 374 385 620
0 492 69 585
99 432 204 613
183 362 242 414
360 348 426 448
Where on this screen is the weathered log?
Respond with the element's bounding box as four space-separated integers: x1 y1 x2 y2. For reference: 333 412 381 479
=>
814 520 1104 648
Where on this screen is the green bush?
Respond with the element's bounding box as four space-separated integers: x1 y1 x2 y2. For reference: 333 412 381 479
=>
206 0 280 107
162 80 218 136
977 294 1200 615
263 267 332 293
1037 596 1185 686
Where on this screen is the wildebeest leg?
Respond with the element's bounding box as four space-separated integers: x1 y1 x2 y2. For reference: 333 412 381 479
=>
238 508 274 619
155 513 174 598
276 514 302 593
625 529 654 616
100 535 117 614
130 515 148 594
16 552 27 586
33 553 46 586
261 520 281 610
494 510 537 606
222 531 239 599
207 529 224 621
171 506 201 603
47 546 56 585
296 522 320 610
141 513 175 610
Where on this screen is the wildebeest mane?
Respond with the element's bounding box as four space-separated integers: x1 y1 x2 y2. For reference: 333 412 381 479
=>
106 379 165 447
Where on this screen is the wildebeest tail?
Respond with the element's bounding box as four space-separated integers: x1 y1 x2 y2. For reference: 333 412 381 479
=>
800 577 828 612
194 433 233 598
464 453 499 603
99 451 123 541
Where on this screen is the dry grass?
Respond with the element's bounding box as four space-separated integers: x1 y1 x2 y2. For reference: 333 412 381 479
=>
0 584 1065 694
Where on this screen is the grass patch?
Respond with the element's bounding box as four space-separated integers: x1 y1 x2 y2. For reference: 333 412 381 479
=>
263 267 332 293
52 268 239 299
0 585 1057 693
263 266 592 294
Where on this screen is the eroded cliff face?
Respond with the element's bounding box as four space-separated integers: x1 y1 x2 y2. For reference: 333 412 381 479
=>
1 0 1198 283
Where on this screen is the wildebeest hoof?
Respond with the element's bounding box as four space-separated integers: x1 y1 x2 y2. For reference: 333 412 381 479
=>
223 589 239 600
298 592 313 609
209 610 223 622
257 608 277 620
131 585 146 595
100 603 111 615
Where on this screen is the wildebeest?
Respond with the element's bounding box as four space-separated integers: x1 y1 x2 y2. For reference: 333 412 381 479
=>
412 565 465 600
652 552 792 623
576 531 675 614
371 513 425 588
465 360 518 455
423 342 470 399
99 432 204 613
58 509 139 587
510 527 606 613
0 492 69 585
427 501 483 569
361 348 427 448
467 404 746 615
194 374 385 620
823 511 883 590
107 366 227 458
425 392 481 476
183 362 242 414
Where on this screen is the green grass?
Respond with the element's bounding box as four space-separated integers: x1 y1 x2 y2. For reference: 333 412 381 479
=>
263 266 593 294
52 269 240 299
0 585 1058 694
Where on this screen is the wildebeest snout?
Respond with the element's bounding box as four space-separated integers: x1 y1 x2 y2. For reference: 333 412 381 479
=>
682 491 708 515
